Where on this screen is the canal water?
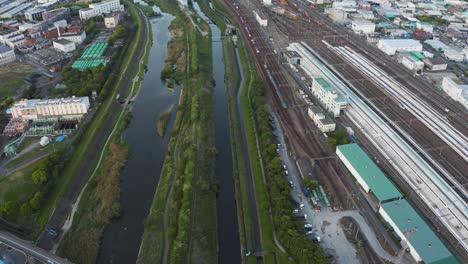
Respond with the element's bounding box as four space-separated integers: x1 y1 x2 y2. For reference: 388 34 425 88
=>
97 10 180 263
193 2 241 263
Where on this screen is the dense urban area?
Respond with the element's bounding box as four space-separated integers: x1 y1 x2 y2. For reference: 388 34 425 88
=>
0 0 466 263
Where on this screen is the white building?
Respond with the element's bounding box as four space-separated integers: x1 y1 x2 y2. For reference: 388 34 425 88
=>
59 31 86 44
377 39 422 56
0 30 25 48
80 0 123 20
53 39 75 52
416 22 433 33
9 97 90 121
311 77 347 117
441 77 468 109
400 53 424 72
79 8 99 20
351 19 375 34
0 45 16 66
24 8 45 21
307 106 336 132
104 13 120 28
89 0 123 14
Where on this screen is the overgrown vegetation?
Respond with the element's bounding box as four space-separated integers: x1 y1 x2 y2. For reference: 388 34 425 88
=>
157 111 172 136
57 138 128 264
415 15 449 26
326 127 350 149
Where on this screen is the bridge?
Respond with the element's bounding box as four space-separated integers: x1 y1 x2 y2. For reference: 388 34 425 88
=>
0 230 70 264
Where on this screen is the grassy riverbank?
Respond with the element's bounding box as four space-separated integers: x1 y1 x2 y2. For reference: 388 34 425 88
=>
137 0 217 263
55 2 153 260
56 115 129 263
195 1 256 263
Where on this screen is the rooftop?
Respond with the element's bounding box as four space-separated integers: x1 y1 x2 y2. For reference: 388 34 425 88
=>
382 200 458 264
315 77 331 91
54 38 73 45
379 39 422 48
336 143 402 201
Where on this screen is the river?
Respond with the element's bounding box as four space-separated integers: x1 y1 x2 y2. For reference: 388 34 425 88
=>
193 2 241 263
97 10 180 263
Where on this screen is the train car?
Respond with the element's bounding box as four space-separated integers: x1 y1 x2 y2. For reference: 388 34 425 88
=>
265 67 288 109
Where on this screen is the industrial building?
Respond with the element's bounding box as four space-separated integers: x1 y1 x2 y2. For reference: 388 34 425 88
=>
377 39 423 56
441 77 468 109
25 47 72 66
399 52 424 72
0 29 25 48
422 57 447 71
311 77 347 117
9 97 90 121
336 143 402 203
307 105 336 132
351 19 375 34
380 200 458 264
41 8 70 23
53 39 75 52
0 44 16 65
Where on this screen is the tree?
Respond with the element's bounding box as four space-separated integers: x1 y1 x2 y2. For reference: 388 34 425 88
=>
303 178 319 191
31 168 48 185
29 191 43 211
20 203 33 216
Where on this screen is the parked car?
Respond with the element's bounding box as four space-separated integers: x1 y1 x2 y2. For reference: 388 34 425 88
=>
293 209 299 214
299 203 305 210
304 223 313 228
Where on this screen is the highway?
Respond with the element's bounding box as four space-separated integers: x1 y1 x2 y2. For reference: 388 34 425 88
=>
0 230 70 263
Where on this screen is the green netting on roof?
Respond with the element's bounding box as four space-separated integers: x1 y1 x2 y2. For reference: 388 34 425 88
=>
72 59 107 70
72 41 109 70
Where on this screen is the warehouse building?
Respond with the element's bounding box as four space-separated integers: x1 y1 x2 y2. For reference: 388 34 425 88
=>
377 39 422 56
351 19 375 34
336 143 402 203
0 44 16 65
58 31 86 44
380 200 458 264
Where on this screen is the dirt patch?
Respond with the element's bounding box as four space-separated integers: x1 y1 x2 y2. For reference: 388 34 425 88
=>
340 217 385 264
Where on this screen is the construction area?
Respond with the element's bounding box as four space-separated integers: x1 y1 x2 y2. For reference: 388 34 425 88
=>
71 42 109 70
221 0 467 263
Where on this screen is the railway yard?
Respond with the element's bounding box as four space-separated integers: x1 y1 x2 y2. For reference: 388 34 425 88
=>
221 0 467 262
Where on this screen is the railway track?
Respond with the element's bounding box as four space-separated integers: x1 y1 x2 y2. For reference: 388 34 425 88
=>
226 0 353 209
266 5 468 197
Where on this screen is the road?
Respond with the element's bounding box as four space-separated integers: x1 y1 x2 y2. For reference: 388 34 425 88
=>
234 46 263 259
0 230 70 264
36 5 150 250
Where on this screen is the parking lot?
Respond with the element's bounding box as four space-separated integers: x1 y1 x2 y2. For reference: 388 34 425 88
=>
271 112 402 264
